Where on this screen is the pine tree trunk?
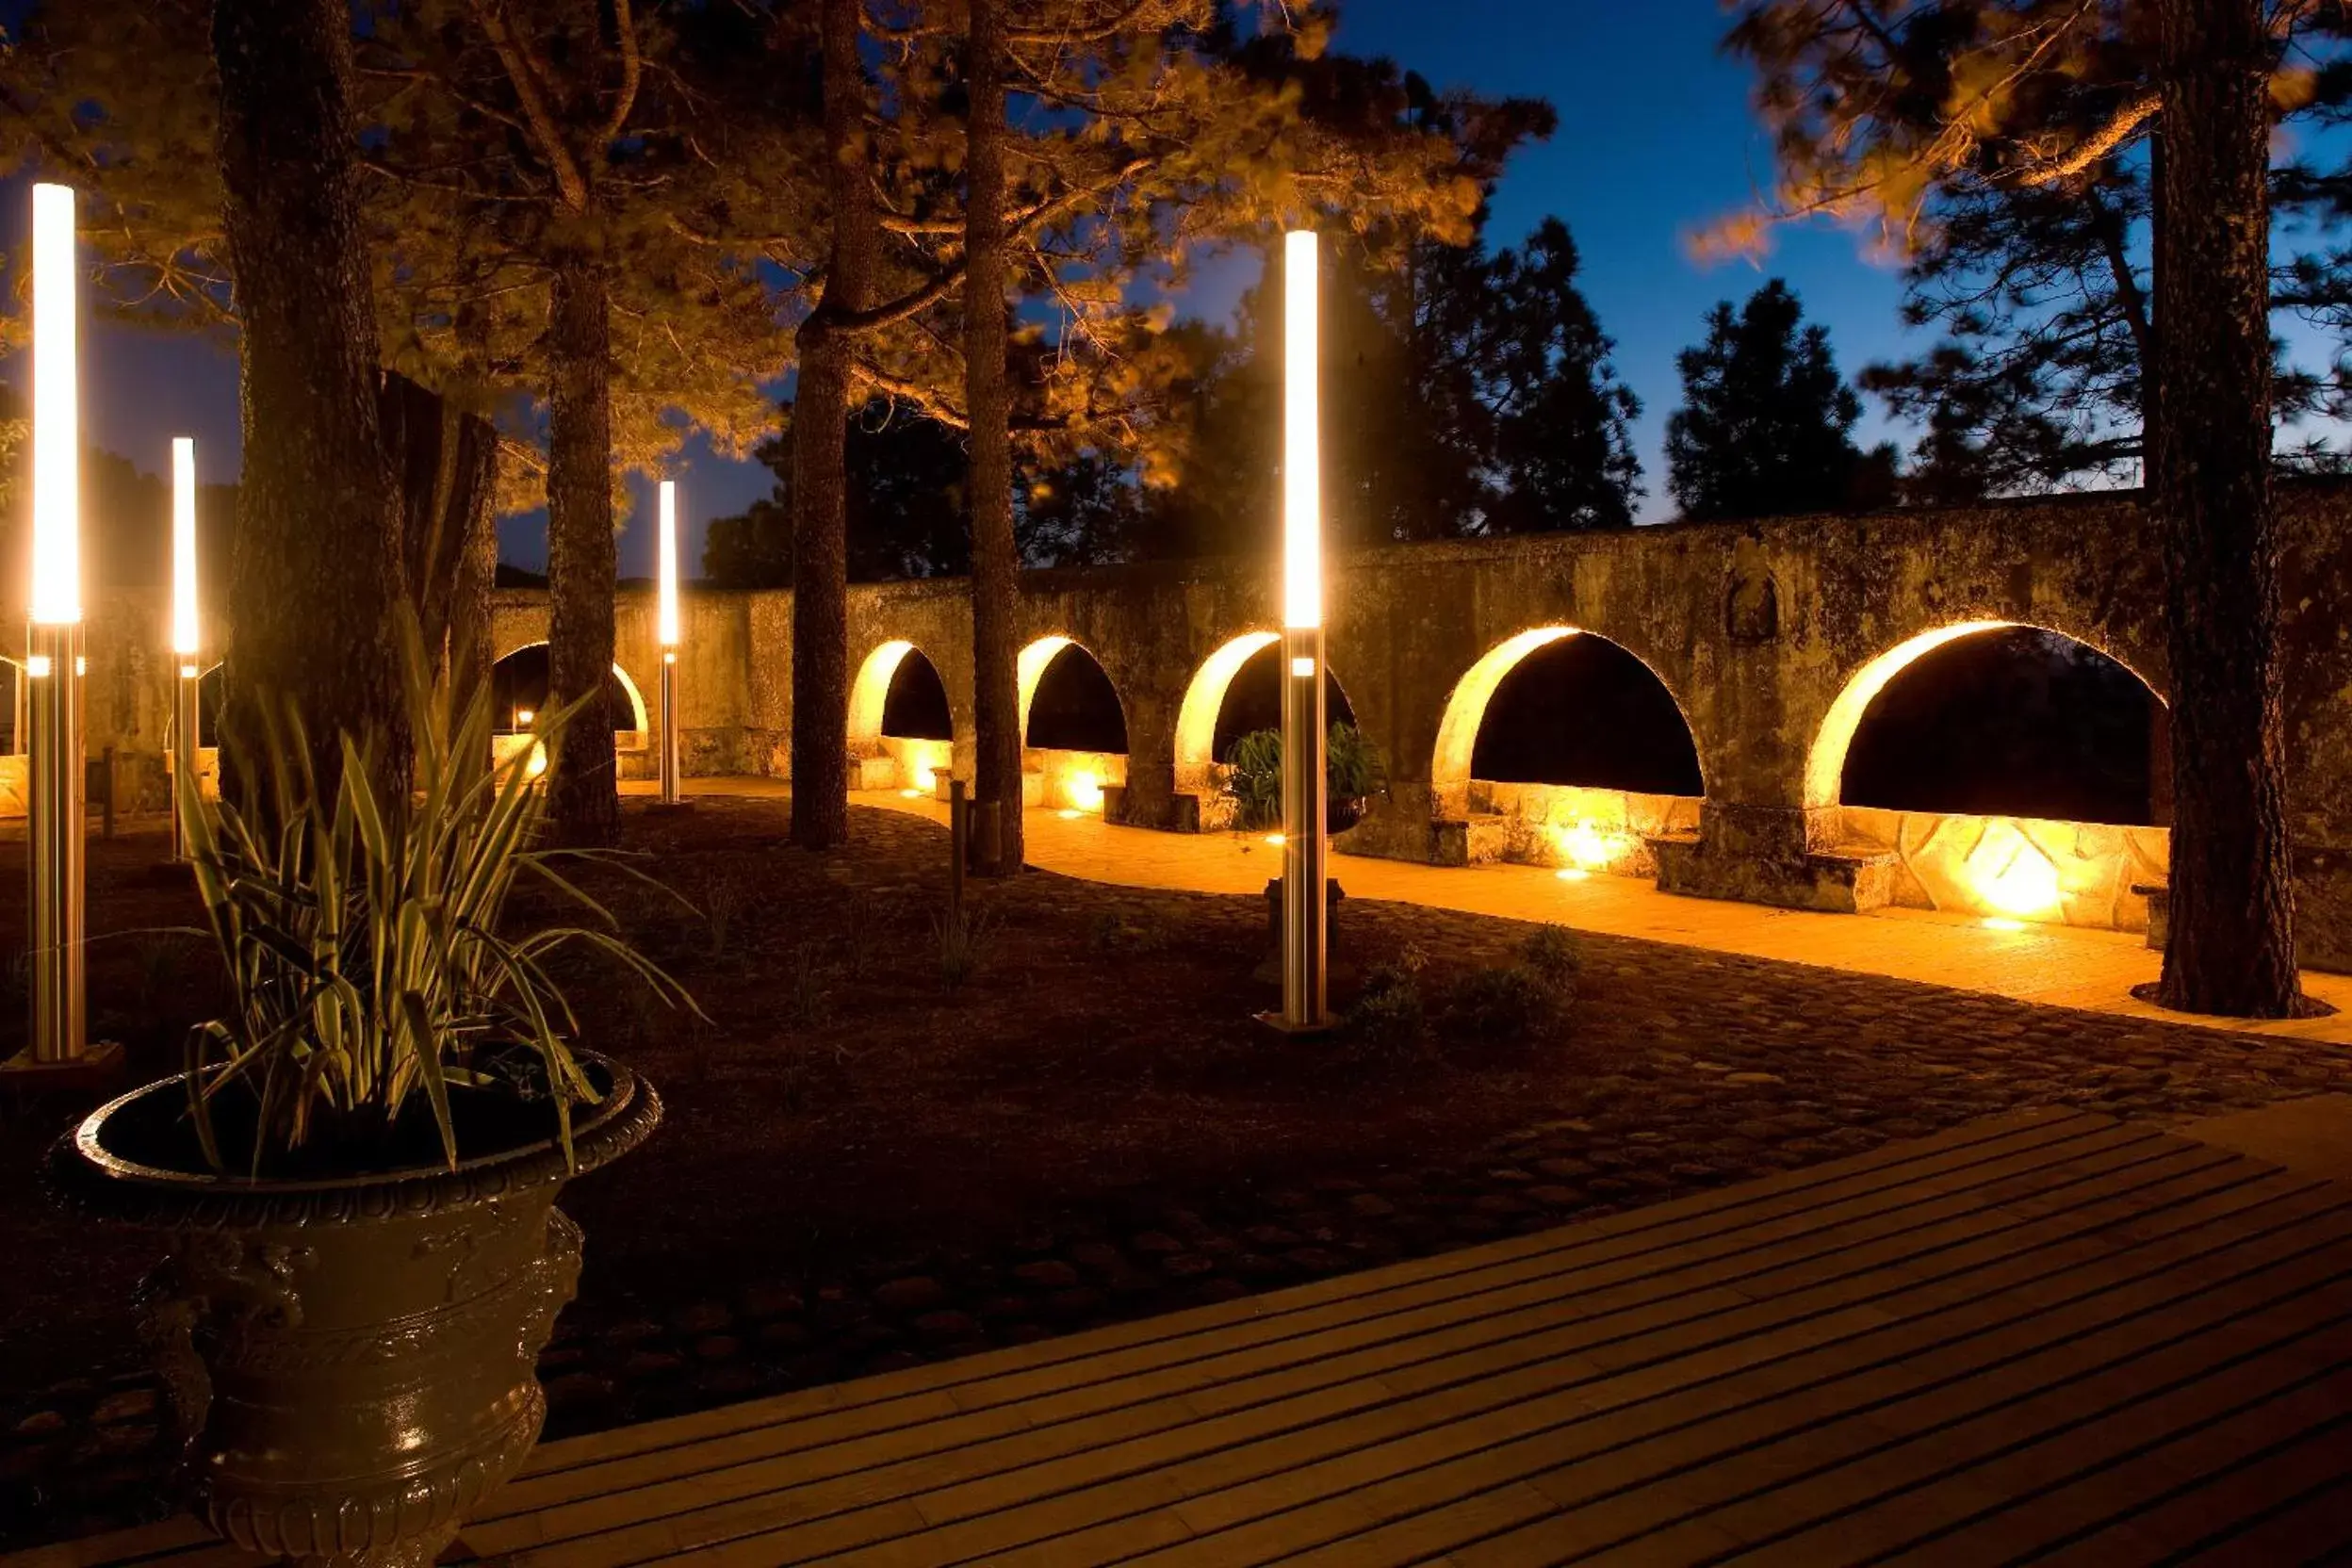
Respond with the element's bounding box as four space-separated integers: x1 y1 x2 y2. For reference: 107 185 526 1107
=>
381 373 497 689
2150 0 2301 1016
212 0 402 800
966 0 1022 876
545 258 620 846
789 0 877 850
447 434 500 777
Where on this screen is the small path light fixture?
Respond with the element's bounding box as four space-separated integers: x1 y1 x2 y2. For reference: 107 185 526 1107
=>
9 183 113 1076
657 478 684 806
170 436 201 863
1265 228 1331 1035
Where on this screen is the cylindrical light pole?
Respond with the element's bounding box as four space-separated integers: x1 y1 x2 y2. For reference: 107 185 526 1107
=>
1276 228 1329 1033
25 182 87 1066
170 436 201 862
657 478 682 806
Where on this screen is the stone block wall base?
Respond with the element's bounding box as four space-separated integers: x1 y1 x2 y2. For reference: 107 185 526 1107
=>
1653 838 1896 915
1102 786 1200 833
2134 884 2171 953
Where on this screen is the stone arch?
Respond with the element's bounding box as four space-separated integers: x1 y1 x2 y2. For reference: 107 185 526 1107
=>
1019 634 1129 750
1429 626 1706 874
489 642 650 737
849 637 955 793
1019 634 1129 812
1807 620 2171 928
1174 631 1279 776
1432 627 1705 805
1804 620 2165 813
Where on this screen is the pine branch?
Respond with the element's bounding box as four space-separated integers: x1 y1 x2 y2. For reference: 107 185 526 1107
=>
596 0 645 149
468 0 591 211
2014 90 2164 188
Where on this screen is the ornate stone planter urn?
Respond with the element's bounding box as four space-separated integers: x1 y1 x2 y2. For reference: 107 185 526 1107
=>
48 1058 661 1567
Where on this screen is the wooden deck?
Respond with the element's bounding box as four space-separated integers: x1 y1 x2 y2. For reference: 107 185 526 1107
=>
14 1105 2352 1567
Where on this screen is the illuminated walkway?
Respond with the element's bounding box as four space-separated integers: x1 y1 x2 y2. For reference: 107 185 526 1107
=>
629 779 2352 1044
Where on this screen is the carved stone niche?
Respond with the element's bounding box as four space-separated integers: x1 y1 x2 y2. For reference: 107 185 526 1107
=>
1724 535 1780 645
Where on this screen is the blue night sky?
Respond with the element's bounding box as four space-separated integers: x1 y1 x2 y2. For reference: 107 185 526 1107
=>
36 2 1930 573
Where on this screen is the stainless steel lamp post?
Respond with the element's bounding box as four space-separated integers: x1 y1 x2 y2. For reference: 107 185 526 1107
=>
657 479 683 806
1268 229 1331 1034
170 436 201 862
12 182 110 1073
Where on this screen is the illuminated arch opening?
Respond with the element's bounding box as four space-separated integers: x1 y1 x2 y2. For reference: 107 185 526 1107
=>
1174 631 1359 775
1469 634 1704 794
195 662 224 747
1825 623 2165 826
488 644 649 738
1433 628 1703 874
1019 635 1126 813
1174 632 1278 773
1433 628 1701 799
1020 636 1127 753
849 639 954 793
850 640 953 748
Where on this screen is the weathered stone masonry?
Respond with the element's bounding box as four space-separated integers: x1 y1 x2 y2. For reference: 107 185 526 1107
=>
44 483 2352 970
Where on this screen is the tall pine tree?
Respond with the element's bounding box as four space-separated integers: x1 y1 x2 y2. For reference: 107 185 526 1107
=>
1664 279 1882 521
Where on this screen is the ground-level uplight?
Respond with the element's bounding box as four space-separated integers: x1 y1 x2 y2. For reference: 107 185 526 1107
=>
657 480 683 807
10 182 109 1075
169 436 201 863
1266 228 1331 1035
1556 867 1591 883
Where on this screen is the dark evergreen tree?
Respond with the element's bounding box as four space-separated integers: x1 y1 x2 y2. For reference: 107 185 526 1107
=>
1665 279 1875 520
1482 220 1644 534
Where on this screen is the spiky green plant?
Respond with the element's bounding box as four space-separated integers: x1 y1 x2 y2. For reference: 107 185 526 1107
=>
1221 723 1388 832
178 626 692 1176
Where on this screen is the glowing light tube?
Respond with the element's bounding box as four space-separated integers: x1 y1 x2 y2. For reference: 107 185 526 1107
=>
172 438 198 654
658 480 681 647
30 184 79 627
1282 229 1320 629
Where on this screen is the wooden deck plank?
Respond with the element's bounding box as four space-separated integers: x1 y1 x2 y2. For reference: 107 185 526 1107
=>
1682 1298 2352 1564
495 1109 2101 1491
2155 1465 2352 1567
463 1117 2161 1564
12 1108 2352 1568
1486 1236 2352 1566
1071 1173 2352 1568
764 1146 2311 1567
482 1109 2124 1527
501 1121 2202 1567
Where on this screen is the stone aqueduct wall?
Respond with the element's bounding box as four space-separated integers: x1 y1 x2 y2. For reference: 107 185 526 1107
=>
39 485 2352 969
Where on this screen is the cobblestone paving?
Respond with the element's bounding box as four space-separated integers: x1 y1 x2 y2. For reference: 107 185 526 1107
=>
7 821 2350 1551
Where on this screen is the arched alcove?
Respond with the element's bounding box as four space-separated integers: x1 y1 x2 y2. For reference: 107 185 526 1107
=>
1019 635 1127 812
1469 633 1703 794
849 639 955 794
488 644 648 738
1431 627 1703 875
1810 621 2170 928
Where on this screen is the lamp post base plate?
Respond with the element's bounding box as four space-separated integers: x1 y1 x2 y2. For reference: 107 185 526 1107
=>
0 1038 124 1093
1253 1010 1334 1039
643 799 698 816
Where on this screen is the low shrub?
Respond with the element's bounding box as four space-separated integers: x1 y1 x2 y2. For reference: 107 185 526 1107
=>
1517 924 1585 998
1344 961 1428 1060
934 904 996 990
1431 964 1557 1050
